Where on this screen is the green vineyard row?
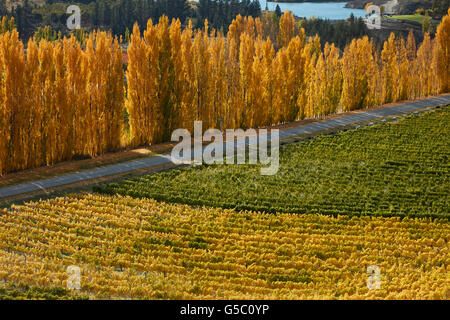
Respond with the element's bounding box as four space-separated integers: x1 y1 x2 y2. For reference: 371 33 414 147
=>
95 106 450 219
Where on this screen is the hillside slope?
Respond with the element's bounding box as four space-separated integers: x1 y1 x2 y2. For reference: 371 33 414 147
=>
345 0 438 15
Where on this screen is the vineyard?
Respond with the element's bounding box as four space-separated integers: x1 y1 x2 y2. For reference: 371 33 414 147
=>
94 106 450 219
0 193 448 300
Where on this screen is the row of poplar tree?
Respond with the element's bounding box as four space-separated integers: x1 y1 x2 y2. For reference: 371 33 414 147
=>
0 17 124 174
0 10 449 174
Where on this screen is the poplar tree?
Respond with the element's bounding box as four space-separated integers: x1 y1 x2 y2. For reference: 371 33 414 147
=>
1 30 27 171
324 43 342 115
127 22 158 146
341 37 375 111
239 32 255 128
277 11 295 49
180 20 196 132
381 33 399 104
64 35 87 157
209 30 227 129
436 9 449 93
416 33 433 97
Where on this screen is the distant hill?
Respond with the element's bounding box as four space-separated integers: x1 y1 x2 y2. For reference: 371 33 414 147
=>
6 0 45 10
345 0 447 17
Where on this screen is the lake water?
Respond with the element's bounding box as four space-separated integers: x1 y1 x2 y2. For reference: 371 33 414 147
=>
258 1 367 20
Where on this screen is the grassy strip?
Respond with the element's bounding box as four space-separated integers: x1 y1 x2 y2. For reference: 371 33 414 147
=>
385 14 427 23
384 14 440 25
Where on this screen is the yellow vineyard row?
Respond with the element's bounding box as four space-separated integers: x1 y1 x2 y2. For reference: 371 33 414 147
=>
0 193 448 299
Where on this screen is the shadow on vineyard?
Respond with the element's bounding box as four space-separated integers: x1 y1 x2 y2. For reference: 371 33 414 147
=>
94 106 450 219
0 282 88 300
